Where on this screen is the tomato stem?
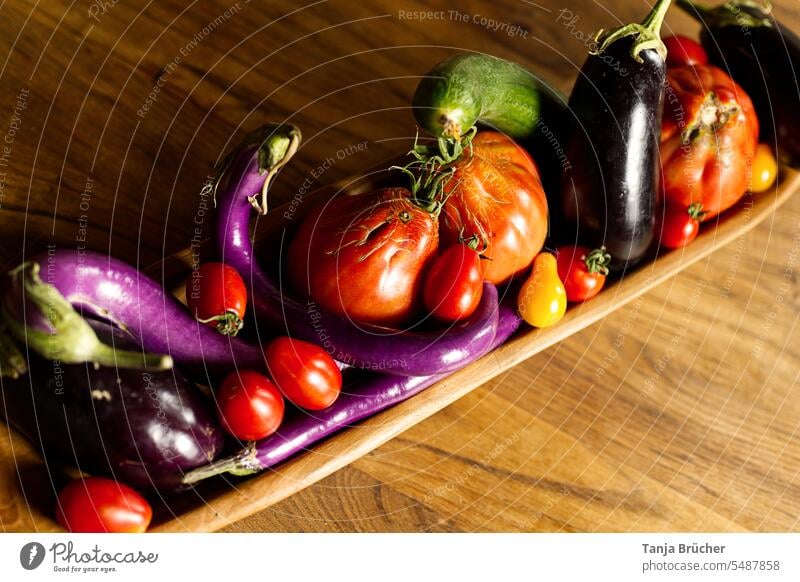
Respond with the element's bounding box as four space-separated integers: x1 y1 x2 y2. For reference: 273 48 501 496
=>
688 202 707 221
585 246 611 275
392 127 476 212
196 311 244 336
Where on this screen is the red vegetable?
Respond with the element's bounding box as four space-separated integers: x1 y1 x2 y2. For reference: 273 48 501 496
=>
266 337 342 410
55 477 152 533
186 262 247 336
287 187 438 326
217 371 285 441
423 243 484 322
556 246 610 303
440 131 548 284
661 65 759 220
663 35 708 67
659 202 705 249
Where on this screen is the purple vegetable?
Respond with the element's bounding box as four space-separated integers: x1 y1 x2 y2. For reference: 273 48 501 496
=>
213 124 501 377
0 320 224 490
2 252 264 374
183 302 521 483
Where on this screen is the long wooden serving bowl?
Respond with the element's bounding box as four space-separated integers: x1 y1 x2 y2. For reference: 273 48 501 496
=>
1 164 798 532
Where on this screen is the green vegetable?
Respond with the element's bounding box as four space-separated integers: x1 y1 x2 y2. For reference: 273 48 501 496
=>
412 53 564 140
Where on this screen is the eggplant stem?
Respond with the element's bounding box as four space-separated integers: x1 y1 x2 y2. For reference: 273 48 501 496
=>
3 262 173 371
593 0 673 63
211 123 302 215
248 128 302 216
0 323 27 378
182 441 261 484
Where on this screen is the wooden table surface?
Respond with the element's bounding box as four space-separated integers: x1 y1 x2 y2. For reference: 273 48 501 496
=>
2 0 799 532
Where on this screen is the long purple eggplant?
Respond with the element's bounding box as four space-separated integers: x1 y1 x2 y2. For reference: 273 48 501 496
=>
212 124 500 377
0 320 224 490
183 302 521 483
2 251 264 374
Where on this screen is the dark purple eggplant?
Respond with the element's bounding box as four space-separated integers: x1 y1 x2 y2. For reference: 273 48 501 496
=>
560 0 671 272
182 302 521 483
213 124 501 377
678 0 800 167
0 320 224 490
2 253 264 375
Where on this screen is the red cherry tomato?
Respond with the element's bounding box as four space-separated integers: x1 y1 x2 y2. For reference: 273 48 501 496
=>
556 246 610 303
55 477 152 533
217 371 284 440
186 262 247 336
423 244 484 322
265 337 342 411
664 35 708 67
659 203 705 250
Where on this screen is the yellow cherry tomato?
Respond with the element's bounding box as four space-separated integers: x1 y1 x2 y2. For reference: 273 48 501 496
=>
750 144 778 193
517 252 567 328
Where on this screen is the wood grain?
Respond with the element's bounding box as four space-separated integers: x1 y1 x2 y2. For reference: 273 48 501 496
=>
1 0 799 532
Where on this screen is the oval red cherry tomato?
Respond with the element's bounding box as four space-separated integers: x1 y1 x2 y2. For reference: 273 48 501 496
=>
423 244 484 322
186 262 247 336
659 203 705 250
217 371 284 440
265 337 342 410
556 245 610 303
664 35 708 67
55 477 152 533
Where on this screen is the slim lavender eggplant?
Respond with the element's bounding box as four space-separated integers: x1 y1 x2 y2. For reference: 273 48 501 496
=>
2 252 264 374
561 0 671 272
213 124 500 377
182 303 521 483
678 0 800 167
0 320 224 490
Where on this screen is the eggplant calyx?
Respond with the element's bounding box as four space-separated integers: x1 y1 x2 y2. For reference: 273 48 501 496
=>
211 123 302 216
196 311 244 336
592 0 672 63
3 262 173 371
676 0 773 29
182 441 261 484
0 323 27 378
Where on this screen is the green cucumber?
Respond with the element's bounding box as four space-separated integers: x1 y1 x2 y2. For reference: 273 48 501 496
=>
412 53 564 140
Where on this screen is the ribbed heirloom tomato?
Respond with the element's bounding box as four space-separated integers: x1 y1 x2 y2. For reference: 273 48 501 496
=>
287 187 438 326
661 65 759 220
440 131 549 284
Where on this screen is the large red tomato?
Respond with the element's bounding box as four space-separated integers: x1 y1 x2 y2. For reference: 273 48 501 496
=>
661 65 759 220
287 187 438 326
440 131 549 284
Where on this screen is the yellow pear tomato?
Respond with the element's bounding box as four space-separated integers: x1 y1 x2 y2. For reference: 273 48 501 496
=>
517 252 567 328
